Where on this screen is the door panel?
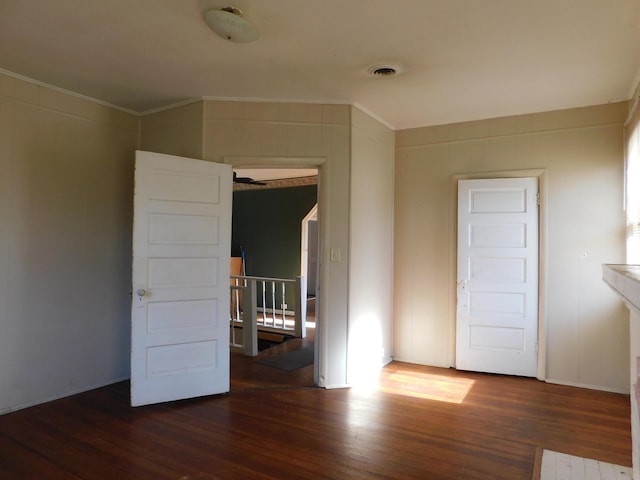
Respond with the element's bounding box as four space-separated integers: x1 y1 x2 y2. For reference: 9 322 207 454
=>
131 151 232 407
456 177 539 377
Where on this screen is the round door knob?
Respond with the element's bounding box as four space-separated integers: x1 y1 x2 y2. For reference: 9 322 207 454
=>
136 288 147 297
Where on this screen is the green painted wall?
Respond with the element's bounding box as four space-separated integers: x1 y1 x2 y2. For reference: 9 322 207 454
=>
232 184 317 307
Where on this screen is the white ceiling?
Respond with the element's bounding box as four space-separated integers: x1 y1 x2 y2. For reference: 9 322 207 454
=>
2 1 640 130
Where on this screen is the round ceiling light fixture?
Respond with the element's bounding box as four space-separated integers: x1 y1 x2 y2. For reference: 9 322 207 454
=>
204 6 259 43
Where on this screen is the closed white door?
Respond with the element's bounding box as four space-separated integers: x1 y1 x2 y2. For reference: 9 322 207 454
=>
456 177 539 377
131 151 232 406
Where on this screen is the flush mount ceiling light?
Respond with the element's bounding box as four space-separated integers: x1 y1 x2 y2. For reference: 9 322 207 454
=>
204 7 259 43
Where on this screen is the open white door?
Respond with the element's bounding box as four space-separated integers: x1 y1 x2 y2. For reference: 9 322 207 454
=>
456 177 539 377
131 151 232 406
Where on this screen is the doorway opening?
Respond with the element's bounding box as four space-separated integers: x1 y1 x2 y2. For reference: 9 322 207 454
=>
230 166 319 390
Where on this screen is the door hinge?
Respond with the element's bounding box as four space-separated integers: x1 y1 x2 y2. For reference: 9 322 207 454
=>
535 342 539 353
536 192 540 206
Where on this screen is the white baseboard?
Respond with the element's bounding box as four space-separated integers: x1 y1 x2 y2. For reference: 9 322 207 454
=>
544 377 629 395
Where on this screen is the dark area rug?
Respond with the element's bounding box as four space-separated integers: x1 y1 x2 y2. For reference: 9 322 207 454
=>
255 346 314 371
257 335 293 351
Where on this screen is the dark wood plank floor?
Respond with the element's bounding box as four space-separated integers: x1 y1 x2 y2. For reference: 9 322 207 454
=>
0 334 631 480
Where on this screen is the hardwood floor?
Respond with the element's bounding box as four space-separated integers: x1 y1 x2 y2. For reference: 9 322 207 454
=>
231 325 316 391
0 339 631 479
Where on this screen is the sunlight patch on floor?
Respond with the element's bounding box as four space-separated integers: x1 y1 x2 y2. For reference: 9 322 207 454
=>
378 370 475 404
540 450 631 480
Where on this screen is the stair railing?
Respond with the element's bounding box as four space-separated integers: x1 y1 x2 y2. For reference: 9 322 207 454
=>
230 275 307 356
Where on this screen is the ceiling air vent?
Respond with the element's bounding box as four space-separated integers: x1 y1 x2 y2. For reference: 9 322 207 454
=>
368 65 399 77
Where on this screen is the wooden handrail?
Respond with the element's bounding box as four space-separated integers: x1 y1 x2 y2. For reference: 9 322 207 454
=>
230 275 296 284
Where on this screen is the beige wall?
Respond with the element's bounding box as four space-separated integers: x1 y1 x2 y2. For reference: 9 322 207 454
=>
394 103 630 392
2 67 626 413
348 107 395 383
138 100 397 388
0 73 138 413
139 101 204 159
201 100 352 388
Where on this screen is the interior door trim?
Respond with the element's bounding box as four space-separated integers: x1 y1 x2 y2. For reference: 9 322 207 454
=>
451 168 547 381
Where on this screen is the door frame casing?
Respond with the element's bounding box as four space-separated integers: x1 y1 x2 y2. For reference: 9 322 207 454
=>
301 204 318 298
451 168 548 381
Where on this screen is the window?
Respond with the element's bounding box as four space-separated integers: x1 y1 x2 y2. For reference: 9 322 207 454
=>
625 95 640 263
